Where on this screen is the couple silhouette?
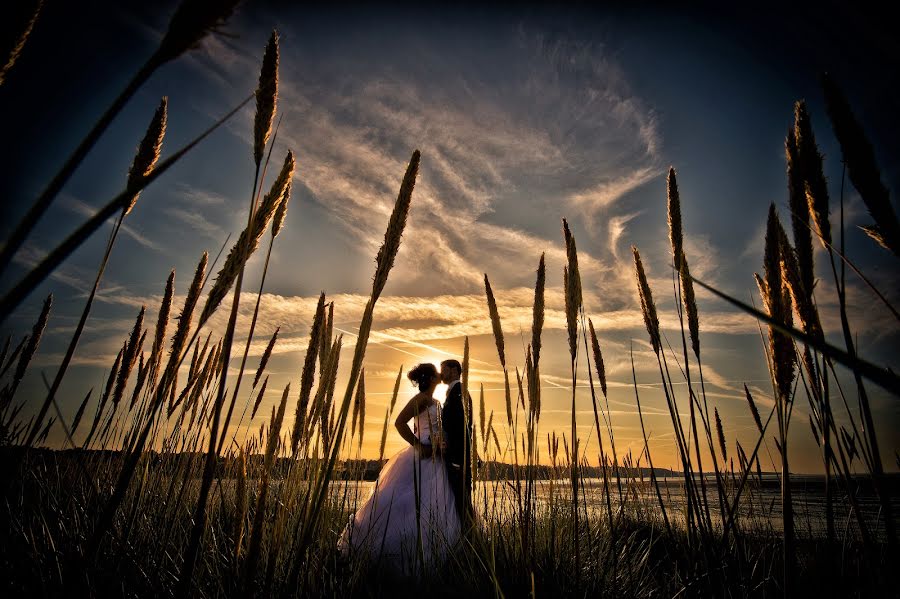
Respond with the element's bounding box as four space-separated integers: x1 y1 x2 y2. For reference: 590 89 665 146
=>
338 359 473 573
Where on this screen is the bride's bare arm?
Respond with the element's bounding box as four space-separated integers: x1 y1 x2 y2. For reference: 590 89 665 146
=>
394 394 432 456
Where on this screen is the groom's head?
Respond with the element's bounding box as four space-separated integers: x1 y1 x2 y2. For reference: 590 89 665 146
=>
440 359 461 384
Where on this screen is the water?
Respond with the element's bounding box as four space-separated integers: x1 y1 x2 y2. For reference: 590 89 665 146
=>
333 475 899 541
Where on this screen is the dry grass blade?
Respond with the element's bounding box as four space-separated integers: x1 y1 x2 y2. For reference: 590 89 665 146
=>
632 246 661 355
253 30 278 168
372 150 420 301
822 73 900 256
199 151 294 328
253 327 279 389
484 273 506 367
125 97 167 214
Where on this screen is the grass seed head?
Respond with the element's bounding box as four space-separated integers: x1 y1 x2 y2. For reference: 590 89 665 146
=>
251 376 268 420
715 407 727 462
794 100 832 248
764 204 796 399
484 273 506 368
785 128 815 295
272 180 291 237
632 246 661 355
154 0 241 66
822 73 900 256
13 293 51 386
667 167 683 272
170 251 207 367
562 220 583 362
150 270 175 385
588 318 607 398
531 252 545 367
113 306 145 406
254 30 278 168
292 293 326 451
200 152 293 327
373 150 420 301
253 327 279 389
70 388 93 435
125 97 167 214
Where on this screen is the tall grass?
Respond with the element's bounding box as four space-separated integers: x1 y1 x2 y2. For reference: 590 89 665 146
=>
0 19 897 599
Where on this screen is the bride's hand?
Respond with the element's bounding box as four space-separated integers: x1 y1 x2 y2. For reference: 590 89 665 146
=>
417 443 434 459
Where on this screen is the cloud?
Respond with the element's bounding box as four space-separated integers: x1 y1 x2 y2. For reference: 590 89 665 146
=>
568 166 659 218
61 195 165 253
175 20 665 305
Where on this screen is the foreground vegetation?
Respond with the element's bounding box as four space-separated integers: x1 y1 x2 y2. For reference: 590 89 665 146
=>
1 2 898 597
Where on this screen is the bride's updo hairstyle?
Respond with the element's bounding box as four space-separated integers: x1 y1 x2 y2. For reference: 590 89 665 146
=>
408 363 438 391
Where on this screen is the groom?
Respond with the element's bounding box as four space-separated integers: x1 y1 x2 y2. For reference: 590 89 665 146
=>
440 359 474 528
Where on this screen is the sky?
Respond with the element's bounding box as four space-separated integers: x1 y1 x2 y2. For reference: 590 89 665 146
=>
1 1 898 473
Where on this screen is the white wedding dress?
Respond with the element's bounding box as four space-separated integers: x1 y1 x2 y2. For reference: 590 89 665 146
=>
338 401 460 573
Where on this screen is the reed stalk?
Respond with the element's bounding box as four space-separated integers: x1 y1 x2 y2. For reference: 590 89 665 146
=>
822 74 900 255
287 151 420 585
290 293 326 453
0 93 252 321
763 204 797 591
0 0 240 278
0 0 43 87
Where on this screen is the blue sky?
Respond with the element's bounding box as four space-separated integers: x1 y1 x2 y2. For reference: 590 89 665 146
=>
1 1 898 471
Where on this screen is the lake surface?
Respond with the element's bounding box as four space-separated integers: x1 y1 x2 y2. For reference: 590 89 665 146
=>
332 475 899 541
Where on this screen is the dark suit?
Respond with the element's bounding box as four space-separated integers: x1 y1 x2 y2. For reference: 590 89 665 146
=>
442 381 473 526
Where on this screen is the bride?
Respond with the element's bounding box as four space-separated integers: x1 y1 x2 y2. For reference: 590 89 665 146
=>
338 363 461 572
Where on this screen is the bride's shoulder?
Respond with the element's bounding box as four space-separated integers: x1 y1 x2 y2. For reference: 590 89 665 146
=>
409 392 436 409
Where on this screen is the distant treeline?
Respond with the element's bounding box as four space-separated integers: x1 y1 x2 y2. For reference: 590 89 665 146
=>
7 448 899 496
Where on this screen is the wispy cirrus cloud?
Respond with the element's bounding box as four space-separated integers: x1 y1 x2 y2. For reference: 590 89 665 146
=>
181 20 664 306
61 195 166 253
